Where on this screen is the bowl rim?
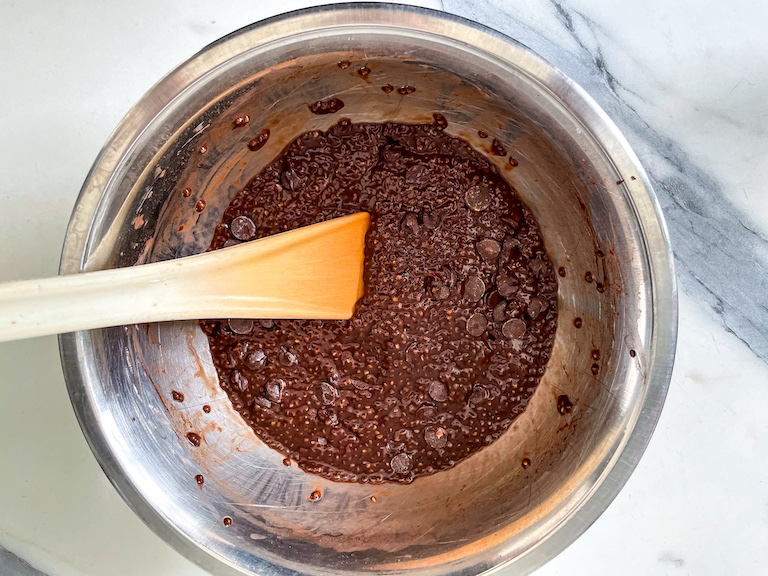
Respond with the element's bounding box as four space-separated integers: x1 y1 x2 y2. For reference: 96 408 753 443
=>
59 3 678 575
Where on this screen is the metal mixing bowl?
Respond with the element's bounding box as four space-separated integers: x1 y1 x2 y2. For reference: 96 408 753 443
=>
59 4 677 575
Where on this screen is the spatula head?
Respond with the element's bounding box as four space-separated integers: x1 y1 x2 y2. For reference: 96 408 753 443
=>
197 212 370 320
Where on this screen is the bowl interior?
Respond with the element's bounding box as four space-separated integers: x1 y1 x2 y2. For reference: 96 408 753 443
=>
63 10 658 576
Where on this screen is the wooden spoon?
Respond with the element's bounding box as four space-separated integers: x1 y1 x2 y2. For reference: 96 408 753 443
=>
0 212 370 342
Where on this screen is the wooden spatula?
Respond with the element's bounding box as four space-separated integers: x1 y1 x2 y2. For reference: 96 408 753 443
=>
0 212 370 342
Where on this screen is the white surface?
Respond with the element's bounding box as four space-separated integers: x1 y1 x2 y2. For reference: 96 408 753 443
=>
1 1 766 575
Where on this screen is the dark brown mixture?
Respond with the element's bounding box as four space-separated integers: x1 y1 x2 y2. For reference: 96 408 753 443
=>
308 98 345 115
557 394 573 415
186 432 201 447
200 120 558 484
247 129 270 152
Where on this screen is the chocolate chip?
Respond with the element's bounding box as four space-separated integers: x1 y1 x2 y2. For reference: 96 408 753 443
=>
172 390 184 402
405 164 429 186
424 426 447 449
477 238 501 262
492 301 507 322
396 85 416 95
527 296 549 320
584 271 594 283
316 381 339 405
558 267 566 277
381 84 394 93
228 318 254 334
278 346 299 367
529 258 545 276
496 275 519 298
557 394 573 415
400 212 420 235
421 209 440 229
337 61 350 69
469 386 489 404
195 199 206 212
432 283 450 300
358 66 371 77
521 457 531 469
416 403 438 422
463 276 486 302
195 474 204 486
390 453 412 474
432 113 448 131
502 318 526 339
466 313 488 336
265 378 286 402
231 370 249 392
245 348 267 369
427 381 448 402
259 319 275 329
254 396 272 409
280 168 302 191
465 185 492 211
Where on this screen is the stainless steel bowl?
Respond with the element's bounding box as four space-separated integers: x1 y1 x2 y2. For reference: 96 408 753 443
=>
60 4 677 575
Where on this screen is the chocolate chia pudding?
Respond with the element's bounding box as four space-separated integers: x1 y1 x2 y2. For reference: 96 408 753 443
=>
199 117 557 484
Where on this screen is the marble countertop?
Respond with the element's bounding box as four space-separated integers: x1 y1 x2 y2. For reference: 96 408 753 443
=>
1 1 766 575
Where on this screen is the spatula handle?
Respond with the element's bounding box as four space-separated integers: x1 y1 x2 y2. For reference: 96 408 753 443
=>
0 264 185 342
0 212 370 342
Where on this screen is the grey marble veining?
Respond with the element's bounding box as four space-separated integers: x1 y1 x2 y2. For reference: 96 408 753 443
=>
0 545 48 576
445 0 768 360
